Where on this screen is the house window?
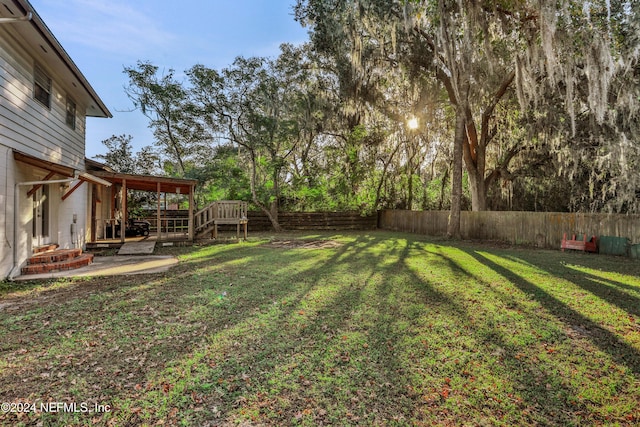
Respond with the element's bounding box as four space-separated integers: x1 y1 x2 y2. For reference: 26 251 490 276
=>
66 97 76 129
34 63 51 108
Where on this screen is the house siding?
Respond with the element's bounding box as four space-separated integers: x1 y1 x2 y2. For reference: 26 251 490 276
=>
0 23 90 279
0 145 14 277
0 28 86 168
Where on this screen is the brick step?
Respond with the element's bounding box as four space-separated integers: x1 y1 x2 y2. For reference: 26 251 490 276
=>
21 253 94 275
27 248 83 265
33 244 59 254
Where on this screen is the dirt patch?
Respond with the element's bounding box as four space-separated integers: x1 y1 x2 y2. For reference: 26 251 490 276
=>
263 239 343 249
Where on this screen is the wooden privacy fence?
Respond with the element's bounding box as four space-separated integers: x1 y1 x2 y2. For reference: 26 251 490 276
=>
247 211 377 231
378 210 640 249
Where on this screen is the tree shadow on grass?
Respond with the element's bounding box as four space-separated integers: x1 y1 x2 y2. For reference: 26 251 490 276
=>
475 251 640 319
234 233 611 425
191 235 638 425
464 249 640 377
227 234 418 419
402 241 608 425
0 238 355 425
109 233 392 424
580 274 640 295
552 266 640 318
322 236 637 425
168 232 412 425
2 233 636 426
155 233 473 425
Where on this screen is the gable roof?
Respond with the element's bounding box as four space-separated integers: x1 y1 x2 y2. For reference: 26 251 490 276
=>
0 0 111 118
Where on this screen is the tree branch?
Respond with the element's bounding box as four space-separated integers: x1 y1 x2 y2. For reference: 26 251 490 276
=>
480 70 516 149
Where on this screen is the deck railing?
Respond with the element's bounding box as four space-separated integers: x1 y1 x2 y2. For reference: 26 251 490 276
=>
195 201 248 239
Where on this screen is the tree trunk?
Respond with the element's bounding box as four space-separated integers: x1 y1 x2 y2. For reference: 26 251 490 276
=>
406 140 420 211
269 166 283 232
269 201 281 232
259 203 282 232
407 170 414 210
374 140 402 209
464 71 516 211
468 168 487 211
438 166 449 210
247 150 283 232
447 109 466 238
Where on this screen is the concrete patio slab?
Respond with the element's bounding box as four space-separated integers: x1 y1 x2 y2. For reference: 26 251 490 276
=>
118 241 156 255
13 255 178 281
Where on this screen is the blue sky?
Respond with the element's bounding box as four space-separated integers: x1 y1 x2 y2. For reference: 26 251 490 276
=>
29 0 309 158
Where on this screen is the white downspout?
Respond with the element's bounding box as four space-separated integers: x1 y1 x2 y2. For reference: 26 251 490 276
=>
8 178 75 280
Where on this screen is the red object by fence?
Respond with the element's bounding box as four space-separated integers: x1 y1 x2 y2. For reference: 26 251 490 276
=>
561 233 597 253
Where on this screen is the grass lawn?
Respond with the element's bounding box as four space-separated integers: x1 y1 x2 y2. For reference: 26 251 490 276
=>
0 231 639 426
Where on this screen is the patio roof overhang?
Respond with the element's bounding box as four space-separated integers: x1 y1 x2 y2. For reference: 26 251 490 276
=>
90 170 197 194
13 150 112 199
13 150 75 177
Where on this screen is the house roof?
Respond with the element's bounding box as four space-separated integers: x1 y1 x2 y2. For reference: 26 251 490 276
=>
15 149 113 183
14 149 111 201
14 149 75 177
90 170 198 194
86 160 198 194
85 158 115 173
0 0 111 118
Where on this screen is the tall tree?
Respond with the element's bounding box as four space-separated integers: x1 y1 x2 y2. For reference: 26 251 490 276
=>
187 46 322 230
295 0 517 236
124 61 209 176
297 0 640 237
94 134 138 174
516 1 640 213
95 134 160 175
95 134 162 217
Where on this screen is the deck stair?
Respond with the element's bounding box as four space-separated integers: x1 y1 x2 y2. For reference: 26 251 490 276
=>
21 246 94 275
195 200 248 239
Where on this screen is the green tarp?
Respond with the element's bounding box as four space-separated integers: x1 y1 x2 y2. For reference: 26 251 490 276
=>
598 236 630 256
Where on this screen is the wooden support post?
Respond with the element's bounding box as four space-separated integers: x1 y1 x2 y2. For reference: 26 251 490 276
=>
90 184 97 243
120 179 127 243
157 182 162 242
110 185 116 222
188 184 194 241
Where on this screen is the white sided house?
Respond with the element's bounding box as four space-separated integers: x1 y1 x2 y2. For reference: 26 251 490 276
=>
0 0 111 279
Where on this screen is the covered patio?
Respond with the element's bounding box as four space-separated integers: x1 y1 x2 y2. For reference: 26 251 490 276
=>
87 165 197 246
